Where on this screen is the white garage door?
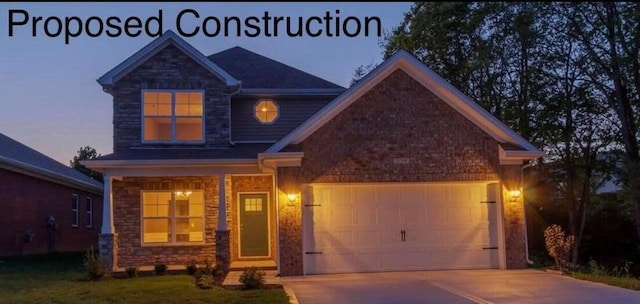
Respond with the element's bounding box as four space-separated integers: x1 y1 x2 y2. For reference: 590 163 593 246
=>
303 182 501 275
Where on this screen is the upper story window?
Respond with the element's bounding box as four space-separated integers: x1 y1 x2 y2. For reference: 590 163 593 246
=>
254 99 279 124
143 90 204 143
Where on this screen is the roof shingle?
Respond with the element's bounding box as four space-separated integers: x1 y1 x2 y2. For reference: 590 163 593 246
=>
93 144 271 161
0 133 103 190
208 46 345 90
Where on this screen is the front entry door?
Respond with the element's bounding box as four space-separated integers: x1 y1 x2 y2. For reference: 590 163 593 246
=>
239 193 269 257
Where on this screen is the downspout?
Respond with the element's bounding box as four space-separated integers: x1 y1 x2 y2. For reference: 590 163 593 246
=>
228 82 242 145
521 161 536 265
260 158 281 276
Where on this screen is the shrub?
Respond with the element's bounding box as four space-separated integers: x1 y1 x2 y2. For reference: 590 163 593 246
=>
195 274 214 289
83 246 110 280
544 224 575 272
212 265 226 277
239 266 265 290
193 268 204 280
125 267 139 278
154 262 168 276
202 258 214 276
588 259 609 276
185 260 198 275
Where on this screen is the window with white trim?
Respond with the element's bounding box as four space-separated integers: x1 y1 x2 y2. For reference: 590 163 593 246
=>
143 90 204 143
141 190 205 244
254 99 279 124
72 194 79 227
86 197 93 228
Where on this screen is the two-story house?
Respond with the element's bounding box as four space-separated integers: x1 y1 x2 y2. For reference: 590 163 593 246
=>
84 31 543 276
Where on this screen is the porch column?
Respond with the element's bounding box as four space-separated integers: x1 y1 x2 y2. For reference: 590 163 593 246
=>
99 173 118 271
101 174 114 234
217 173 227 231
215 173 230 271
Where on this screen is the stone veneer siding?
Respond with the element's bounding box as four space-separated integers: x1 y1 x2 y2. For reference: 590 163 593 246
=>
111 44 231 153
277 167 303 276
277 70 527 275
112 176 218 267
500 165 527 268
229 175 275 262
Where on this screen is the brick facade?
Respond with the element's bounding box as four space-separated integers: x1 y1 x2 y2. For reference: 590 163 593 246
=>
499 165 528 268
0 168 102 256
112 176 218 267
277 167 304 276
111 44 231 153
277 70 526 275
297 70 501 183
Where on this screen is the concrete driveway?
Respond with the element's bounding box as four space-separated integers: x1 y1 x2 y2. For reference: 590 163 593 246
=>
282 269 640 304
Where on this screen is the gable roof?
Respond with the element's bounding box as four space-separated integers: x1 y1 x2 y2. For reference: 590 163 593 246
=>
208 46 345 90
266 50 544 161
97 30 239 90
0 133 103 193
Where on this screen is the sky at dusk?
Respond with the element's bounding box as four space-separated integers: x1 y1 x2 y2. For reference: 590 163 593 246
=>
0 2 411 165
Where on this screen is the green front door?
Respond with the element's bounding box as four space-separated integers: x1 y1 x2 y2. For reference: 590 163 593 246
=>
239 193 269 257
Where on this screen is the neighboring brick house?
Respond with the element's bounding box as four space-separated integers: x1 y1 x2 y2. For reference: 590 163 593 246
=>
0 133 103 256
84 31 543 276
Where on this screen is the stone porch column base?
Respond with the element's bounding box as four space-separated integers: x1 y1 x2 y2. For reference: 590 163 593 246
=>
215 230 230 271
98 233 118 271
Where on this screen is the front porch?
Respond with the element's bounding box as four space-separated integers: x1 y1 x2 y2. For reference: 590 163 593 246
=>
98 169 279 273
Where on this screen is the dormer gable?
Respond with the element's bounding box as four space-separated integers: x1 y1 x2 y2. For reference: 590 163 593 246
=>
97 30 240 94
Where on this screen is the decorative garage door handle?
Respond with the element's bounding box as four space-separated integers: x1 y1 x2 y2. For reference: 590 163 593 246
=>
483 246 498 250
401 230 406 242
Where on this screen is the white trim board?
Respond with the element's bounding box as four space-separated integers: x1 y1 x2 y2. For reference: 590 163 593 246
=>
266 50 543 159
97 30 239 90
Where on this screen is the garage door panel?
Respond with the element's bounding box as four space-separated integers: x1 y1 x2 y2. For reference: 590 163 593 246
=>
402 251 429 270
380 230 403 247
380 252 404 271
447 207 472 223
304 183 500 274
312 230 353 250
355 200 378 226
354 230 379 248
400 190 426 226
378 203 401 226
426 186 448 204
449 184 471 203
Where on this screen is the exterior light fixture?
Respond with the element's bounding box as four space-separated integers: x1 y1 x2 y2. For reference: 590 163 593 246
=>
287 193 297 203
509 189 522 202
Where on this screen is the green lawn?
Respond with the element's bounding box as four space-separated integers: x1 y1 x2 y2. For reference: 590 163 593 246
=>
570 272 640 291
0 253 290 304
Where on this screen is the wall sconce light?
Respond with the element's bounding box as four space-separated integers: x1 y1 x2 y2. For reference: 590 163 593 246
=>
287 193 297 203
509 189 522 203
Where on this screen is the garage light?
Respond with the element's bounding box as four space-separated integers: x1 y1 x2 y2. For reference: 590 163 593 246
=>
287 193 297 203
509 189 522 202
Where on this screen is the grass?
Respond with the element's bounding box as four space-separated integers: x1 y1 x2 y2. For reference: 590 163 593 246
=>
0 252 290 304
570 272 640 291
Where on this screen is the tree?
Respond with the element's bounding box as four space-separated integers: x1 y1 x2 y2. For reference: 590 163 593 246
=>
536 2 617 264
569 2 640 247
70 146 103 183
350 63 378 86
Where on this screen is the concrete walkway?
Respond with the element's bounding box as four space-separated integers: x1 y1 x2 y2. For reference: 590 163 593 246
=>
282 269 640 304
